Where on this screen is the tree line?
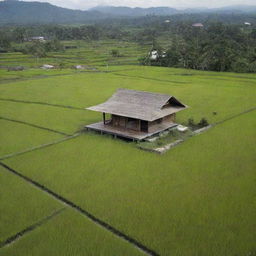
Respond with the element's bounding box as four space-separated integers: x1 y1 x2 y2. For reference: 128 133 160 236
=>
141 23 256 73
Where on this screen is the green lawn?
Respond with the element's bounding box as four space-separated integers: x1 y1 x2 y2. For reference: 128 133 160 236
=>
3 110 256 256
0 101 87 135
0 119 63 158
0 66 255 128
0 166 62 242
1 209 144 256
0 56 255 255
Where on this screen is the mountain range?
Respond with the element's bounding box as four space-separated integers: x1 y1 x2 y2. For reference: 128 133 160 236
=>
1 0 256 25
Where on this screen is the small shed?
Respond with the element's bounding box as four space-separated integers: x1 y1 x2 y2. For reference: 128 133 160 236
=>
86 89 188 141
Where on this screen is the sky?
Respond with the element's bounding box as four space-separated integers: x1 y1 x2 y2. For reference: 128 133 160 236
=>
20 0 256 10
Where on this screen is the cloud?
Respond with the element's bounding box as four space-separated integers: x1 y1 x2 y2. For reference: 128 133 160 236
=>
22 0 256 10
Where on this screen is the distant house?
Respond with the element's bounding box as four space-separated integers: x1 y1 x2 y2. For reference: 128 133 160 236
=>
165 19 171 23
244 22 251 26
149 50 167 60
162 51 167 57
30 36 45 42
86 89 188 141
149 50 159 60
192 23 204 28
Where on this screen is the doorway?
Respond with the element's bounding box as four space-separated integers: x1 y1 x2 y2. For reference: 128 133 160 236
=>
141 120 148 132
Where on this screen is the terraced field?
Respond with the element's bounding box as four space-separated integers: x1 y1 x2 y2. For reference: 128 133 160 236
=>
0 52 255 255
0 40 148 69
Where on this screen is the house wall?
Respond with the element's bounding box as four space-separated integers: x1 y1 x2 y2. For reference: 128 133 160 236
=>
127 118 140 131
163 113 176 122
111 115 126 128
148 114 176 133
111 113 175 133
111 115 140 131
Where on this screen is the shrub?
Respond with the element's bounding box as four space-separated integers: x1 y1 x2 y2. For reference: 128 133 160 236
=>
198 118 209 127
188 118 196 127
110 49 120 57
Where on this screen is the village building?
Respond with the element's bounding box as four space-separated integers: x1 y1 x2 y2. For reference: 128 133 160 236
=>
149 50 159 60
30 36 45 42
192 23 204 28
86 89 188 141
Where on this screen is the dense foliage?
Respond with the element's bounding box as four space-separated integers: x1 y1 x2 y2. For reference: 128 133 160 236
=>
142 23 256 72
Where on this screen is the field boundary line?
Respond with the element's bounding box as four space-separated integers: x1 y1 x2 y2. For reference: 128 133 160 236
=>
0 208 66 248
0 116 70 136
0 162 160 256
214 106 256 126
0 70 109 85
0 133 81 161
0 98 85 111
112 72 188 84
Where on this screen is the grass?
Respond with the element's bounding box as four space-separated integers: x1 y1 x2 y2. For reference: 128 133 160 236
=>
0 41 255 255
0 166 62 242
0 101 87 135
137 128 193 150
0 40 148 69
1 209 144 256
0 65 255 129
3 111 256 256
0 119 63 157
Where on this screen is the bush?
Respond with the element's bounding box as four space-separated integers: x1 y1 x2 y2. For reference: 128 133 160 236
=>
20 42 47 58
110 49 120 57
231 58 249 73
45 39 64 52
198 118 209 128
248 61 256 73
188 118 196 127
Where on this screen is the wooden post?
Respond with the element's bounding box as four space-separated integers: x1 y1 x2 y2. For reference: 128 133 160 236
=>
103 112 106 125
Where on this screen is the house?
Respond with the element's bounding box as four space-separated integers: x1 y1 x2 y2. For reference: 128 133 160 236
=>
86 89 188 141
244 22 251 26
149 50 167 60
192 23 204 28
30 36 45 42
149 50 159 60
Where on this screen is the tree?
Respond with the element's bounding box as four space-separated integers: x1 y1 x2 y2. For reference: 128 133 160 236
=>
13 27 26 43
24 42 47 58
111 49 120 57
45 38 63 52
0 34 11 51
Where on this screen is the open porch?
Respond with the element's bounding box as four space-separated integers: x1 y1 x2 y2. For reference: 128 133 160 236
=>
85 121 177 141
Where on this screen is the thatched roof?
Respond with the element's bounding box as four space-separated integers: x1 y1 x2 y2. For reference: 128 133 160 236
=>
86 89 188 121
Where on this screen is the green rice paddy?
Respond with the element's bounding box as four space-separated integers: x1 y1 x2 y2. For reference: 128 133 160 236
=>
0 41 255 256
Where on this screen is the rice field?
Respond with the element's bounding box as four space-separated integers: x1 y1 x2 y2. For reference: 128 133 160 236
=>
0 40 148 70
0 42 255 256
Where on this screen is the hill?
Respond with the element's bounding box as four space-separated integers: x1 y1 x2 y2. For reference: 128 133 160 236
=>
0 1 256 25
0 1 105 24
90 6 178 16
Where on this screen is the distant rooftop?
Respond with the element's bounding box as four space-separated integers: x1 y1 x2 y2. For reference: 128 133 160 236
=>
192 23 204 27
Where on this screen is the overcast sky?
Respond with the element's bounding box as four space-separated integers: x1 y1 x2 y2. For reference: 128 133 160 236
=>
21 0 256 10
